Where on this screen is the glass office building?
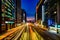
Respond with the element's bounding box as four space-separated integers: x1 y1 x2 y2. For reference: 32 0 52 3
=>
0 0 16 33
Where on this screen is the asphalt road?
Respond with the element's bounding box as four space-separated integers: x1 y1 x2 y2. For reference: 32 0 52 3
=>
4 24 60 40
19 26 44 40
32 26 60 40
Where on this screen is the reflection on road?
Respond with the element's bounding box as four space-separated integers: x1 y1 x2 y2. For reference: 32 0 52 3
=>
19 26 44 40
0 23 60 40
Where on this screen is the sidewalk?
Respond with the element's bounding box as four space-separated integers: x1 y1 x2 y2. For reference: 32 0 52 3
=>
0 25 24 40
38 24 48 31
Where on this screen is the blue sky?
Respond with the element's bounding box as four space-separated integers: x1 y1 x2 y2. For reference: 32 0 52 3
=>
21 0 39 17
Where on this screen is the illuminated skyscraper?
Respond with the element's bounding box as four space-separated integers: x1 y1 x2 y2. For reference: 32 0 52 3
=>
0 0 16 33
16 0 21 24
21 9 26 23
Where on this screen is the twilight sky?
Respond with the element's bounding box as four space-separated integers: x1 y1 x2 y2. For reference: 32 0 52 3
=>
21 0 39 17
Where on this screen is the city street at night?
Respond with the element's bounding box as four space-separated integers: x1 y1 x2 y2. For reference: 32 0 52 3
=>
0 0 60 40
0 23 60 40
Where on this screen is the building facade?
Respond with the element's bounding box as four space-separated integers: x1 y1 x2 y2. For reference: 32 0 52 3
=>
16 0 21 25
43 0 60 33
21 9 26 23
43 0 60 27
36 0 60 28
37 0 60 33
0 0 16 33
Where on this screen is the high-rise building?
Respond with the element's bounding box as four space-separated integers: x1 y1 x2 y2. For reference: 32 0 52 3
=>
36 0 44 20
16 0 21 24
0 0 16 33
37 0 60 33
0 0 2 33
43 0 60 26
21 9 26 23
43 0 60 33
